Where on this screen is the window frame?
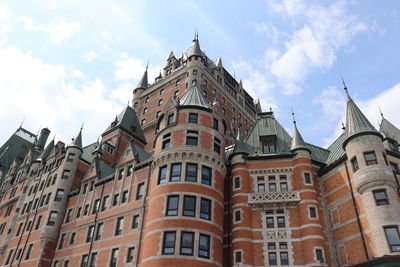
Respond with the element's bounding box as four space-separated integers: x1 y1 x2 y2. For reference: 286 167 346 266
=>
180 231 194 255
166 195 179 216
162 231 176 254
183 195 196 217
373 189 389 206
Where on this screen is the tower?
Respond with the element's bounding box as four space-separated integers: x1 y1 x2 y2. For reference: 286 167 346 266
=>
132 66 148 112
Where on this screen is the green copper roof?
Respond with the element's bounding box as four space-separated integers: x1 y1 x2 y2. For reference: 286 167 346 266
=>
380 117 400 143
325 133 346 165
131 143 152 162
345 92 378 140
179 85 209 108
291 124 309 152
104 106 146 144
81 142 98 163
95 158 115 178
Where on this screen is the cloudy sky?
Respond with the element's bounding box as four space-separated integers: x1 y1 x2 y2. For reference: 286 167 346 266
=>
0 0 399 148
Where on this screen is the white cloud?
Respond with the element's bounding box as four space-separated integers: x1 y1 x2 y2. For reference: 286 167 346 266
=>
84 50 98 62
113 54 160 83
266 0 368 94
21 16 81 45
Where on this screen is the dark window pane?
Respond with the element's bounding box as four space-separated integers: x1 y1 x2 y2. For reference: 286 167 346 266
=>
158 166 167 184
200 198 211 220
201 166 211 185
186 164 198 182
180 232 194 255
170 163 181 181
199 234 210 258
188 113 198 123
183 196 196 217
167 196 179 216
163 232 176 254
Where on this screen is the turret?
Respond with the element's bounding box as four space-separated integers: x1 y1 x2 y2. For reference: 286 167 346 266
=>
34 127 50 152
132 66 148 111
290 111 311 157
185 33 206 88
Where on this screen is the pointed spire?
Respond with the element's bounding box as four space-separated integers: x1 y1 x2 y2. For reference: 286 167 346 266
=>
71 124 83 149
92 142 103 159
186 32 203 58
290 110 309 153
343 81 378 143
342 75 350 100
168 51 175 59
215 57 223 68
379 108 384 118
136 65 148 90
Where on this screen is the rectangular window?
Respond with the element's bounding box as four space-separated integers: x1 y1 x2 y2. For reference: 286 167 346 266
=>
101 196 109 211
113 194 119 206
55 189 64 201
127 165 133 177
351 157 359 172
180 232 194 255
127 247 135 263
16 248 22 260
93 199 100 214
213 118 219 131
35 215 42 230
235 251 242 263
266 217 274 228
166 195 179 216
80 254 88 267
234 210 241 222
86 225 94 242
277 216 285 228
213 138 221 154
162 231 176 254
89 252 97 267
200 198 211 220
115 217 124 236
304 173 312 184
47 211 58 226
170 163 181 181
62 170 70 179
136 183 145 200
269 183 276 192
121 190 128 203
16 222 23 236
316 248 324 263
70 232 76 244
183 196 196 217
132 215 139 229
188 113 198 123
58 233 66 249
269 252 277 265
162 139 171 150
118 169 124 180
234 177 240 189
258 183 265 193
95 223 103 241
309 207 317 218
390 162 400 174
67 153 75 162
5 249 13 265
364 151 377 165
25 243 33 260
158 166 167 184
268 242 276 250
201 166 212 185
186 163 198 182
64 260 70 267
109 248 119 267
167 114 174 125
186 136 198 146
280 182 288 192
384 226 400 252
199 234 210 258
374 189 389 206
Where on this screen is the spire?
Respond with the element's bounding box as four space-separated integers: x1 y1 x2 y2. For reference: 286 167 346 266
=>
136 65 148 90
186 32 203 58
71 124 83 149
179 85 209 109
290 110 309 152
215 57 223 68
343 81 378 143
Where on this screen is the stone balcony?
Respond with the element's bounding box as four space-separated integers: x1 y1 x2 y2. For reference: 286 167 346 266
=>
248 191 301 208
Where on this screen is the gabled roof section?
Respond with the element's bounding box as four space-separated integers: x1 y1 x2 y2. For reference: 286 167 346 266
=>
179 85 209 109
344 90 378 141
81 142 98 163
131 143 152 163
103 105 146 144
325 133 346 165
95 157 115 178
380 116 400 143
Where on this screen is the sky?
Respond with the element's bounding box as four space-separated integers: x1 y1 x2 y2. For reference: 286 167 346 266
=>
0 0 399 149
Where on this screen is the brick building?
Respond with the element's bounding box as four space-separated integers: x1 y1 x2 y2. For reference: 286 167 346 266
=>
0 36 399 266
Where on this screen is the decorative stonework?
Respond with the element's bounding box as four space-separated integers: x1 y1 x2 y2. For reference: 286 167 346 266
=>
250 168 293 175
248 191 300 208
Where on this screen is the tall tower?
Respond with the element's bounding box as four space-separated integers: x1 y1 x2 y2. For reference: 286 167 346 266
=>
140 85 226 266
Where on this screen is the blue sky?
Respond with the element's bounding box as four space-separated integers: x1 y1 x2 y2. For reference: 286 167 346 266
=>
1 0 399 148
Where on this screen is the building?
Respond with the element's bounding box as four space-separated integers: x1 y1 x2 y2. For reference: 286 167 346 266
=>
0 36 399 267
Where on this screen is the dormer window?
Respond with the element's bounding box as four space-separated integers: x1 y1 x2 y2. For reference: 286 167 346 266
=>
260 136 276 154
389 140 399 153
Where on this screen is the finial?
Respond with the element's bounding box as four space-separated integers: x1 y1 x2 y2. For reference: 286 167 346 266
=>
269 106 273 112
80 121 84 131
146 60 149 70
291 107 296 126
19 117 25 129
379 108 384 118
341 75 348 95
341 121 345 130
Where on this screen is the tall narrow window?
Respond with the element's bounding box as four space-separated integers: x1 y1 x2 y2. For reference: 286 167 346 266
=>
234 177 240 189
162 133 171 150
201 166 211 185
5 249 13 265
93 199 100 214
166 195 179 216
304 172 312 184
180 232 194 255
235 251 242 263
70 232 76 244
200 198 211 220
373 189 389 206
213 118 219 131
121 190 128 203
101 196 109 211
170 163 181 181
132 215 139 229
162 232 176 254
89 252 97 267
277 216 285 228
86 225 94 242
47 211 58 226
186 131 198 146
113 194 119 206
186 163 198 182
58 233 66 249
35 215 42 230
158 166 167 184
136 183 145 200
126 247 135 263
351 157 359 172
115 217 124 236
213 137 221 154
199 234 210 258
54 189 64 201
384 226 400 252
95 223 103 241
80 254 89 267
364 151 377 165
309 207 317 218
234 210 241 222
109 248 119 267
167 114 174 126
269 252 277 265
25 244 33 260
183 196 196 217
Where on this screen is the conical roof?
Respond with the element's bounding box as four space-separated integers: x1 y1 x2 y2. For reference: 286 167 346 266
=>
344 90 378 141
186 35 204 58
380 116 400 142
136 67 148 90
290 124 309 152
179 85 209 109
70 127 83 149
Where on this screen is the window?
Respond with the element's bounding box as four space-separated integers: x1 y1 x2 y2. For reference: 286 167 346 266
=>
101 196 109 211
235 251 242 263
167 114 174 125
304 172 312 184
5 249 13 265
141 119 145 126
213 118 219 131
186 163 198 182
127 165 133 177
158 166 167 184
176 79 181 86
170 163 181 181
67 153 75 162
35 215 42 230
351 157 359 172
183 196 196 217
84 204 89 215
62 170 70 179
174 90 179 98
118 169 124 180
132 215 139 229
269 252 277 265
16 248 22 261
26 221 32 231
364 151 377 165
58 233 66 249
25 243 33 260
115 217 124 236
158 99 163 106
113 194 119 206
260 136 276 153
16 222 23 236
384 226 400 252
390 162 400 174
374 189 389 206
143 107 148 114
234 177 240 189
64 260 70 267
180 232 194 255
55 189 64 201
95 222 103 241
162 133 171 150
199 234 210 258
136 183 145 200
86 225 94 242
47 211 58 226
201 166 211 185
160 88 164 95
70 232 76 244
200 198 211 220
162 231 176 254
122 190 128 203
277 216 285 228
89 252 97 267
188 113 198 123
166 195 179 216
127 247 135 263
81 254 89 267
234 210 241 222
213 137 221 154
280 182 288 192
316 249 324 263
109 248 119 267
186 131 198 146
309 206 317 218
93 199 100 214
145 97 149 103
156 111 161 119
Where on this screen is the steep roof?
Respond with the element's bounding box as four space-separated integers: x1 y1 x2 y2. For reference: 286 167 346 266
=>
136 67 148 90
291 123 309 152
185 36 204 58
103 106 146 144
344 91 378 141
380 117 400 143
179 85 209 109
37 138 54 161
70 127 83 149
131 143 152 163
95 158 115 178
81 142 98 163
